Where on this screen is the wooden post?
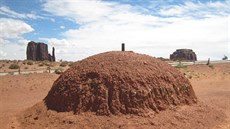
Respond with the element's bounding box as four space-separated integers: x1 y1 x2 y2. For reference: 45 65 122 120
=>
18 66 21 74
48 66 50 73
179 60 181 66
207 58 210 65
121 43 125 51
17 60 20 75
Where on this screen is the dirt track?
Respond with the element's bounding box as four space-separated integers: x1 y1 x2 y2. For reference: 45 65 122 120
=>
0 63 229 129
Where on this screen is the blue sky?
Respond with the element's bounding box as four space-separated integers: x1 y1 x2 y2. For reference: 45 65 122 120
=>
0 0 229 61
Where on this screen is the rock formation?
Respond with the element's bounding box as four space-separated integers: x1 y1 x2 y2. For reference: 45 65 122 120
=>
26 41 55 61
170 49 197 61
44 51 197 116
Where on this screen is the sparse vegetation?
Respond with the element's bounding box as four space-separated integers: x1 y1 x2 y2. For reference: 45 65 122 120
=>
157 57 170 61
208 64 214 69
175 63 187 69
38 63 44 67
22 61 26 65
27 61 33 65
68 62 74 67
37 61 50 66
60 61 68 67
24 66 28 69
44 62 50 66
9 64 20 69
8 71 14 75
55 68 63 74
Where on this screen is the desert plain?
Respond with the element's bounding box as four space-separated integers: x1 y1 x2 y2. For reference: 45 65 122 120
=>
0 60 229 129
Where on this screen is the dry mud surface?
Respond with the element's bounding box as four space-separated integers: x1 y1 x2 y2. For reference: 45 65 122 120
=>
45 52 197 115
0 62 229 129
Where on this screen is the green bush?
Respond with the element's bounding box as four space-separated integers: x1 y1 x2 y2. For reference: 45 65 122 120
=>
40 61 50 66
9 64 20 69
27 61 33 65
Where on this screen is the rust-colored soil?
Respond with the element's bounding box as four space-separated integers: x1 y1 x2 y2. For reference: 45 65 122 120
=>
45 51 197 115
0 61 229 129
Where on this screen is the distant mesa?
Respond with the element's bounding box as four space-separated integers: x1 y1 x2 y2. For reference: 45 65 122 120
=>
170 49 197 61
26 41 55 62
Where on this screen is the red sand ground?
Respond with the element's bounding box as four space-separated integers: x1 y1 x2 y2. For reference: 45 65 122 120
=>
45 51 197 115
0 63 229 129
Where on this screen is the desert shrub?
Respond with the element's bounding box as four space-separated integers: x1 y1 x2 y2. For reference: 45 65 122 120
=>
222 55 228 60
208 64 214 69
68 62 74 67
38 63 44 67
55 68 63 74
43 71 48 73
9 64 19 69
38 61 48 66
24 66 28 69
157 57 170 61
44 62 50 66
13 60 17 63
175 63 187 69
22 61 26 65
40 60 50 66
27 61 33 65
8 72 14 75
0 64 5 69
60 62 68 67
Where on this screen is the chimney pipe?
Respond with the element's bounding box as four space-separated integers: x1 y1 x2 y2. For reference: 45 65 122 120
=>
121 43 125 51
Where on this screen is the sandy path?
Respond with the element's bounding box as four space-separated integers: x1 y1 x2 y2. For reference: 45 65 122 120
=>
0 73 59 129
191 79 230 129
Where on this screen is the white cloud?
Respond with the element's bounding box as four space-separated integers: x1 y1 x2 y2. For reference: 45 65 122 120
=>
159 1 230 17
0 6 43 19
38 38 76 60
41 0 230 61
0 18 34 39
0 18 33 60
0 38 9 46
17 38 31 46
43 0 146 24
39 38 70 46
0 50 7 57
0 43 27 60
60 26 65 29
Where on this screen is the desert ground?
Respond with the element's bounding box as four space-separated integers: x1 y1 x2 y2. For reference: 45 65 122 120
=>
0 61 229 129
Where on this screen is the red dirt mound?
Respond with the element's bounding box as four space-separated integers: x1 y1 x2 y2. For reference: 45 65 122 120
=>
44 51 197 115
